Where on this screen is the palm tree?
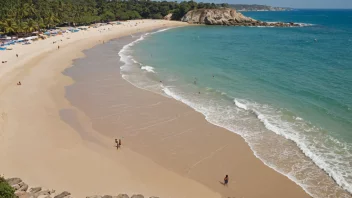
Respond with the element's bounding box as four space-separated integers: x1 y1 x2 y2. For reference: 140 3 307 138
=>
44 12 59 28
16 20 28 35
0 19 17 35
36 18 46 30
57 0 65 20
26 19 37 33
17 3 29 20
26 3 37 19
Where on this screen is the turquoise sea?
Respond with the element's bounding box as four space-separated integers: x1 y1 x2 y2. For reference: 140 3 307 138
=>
119 10 352 197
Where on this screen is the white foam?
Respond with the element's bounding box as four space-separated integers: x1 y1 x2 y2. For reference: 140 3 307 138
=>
234 98 248 110
151 28 173 34
238 99 352 195
295 116 303 121
296 23 315 27
141 66 156 73
163 87 352 196
118 27 352 197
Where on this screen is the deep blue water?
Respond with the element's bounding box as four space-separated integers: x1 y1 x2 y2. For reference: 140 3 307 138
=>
119 10 352 197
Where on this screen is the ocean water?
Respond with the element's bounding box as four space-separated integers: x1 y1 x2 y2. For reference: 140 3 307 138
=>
119 10 352 197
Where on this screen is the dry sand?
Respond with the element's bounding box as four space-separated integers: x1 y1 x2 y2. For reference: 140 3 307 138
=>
0 20 309 198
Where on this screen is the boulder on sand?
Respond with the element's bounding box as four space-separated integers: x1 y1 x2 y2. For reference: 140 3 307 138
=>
131 195 144 198
54 191 71 198
6 177 22 186
15 191 31 198
117 194 129 198
29 187 42 194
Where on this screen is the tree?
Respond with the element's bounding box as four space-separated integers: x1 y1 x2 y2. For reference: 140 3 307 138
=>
0 19 17 34
26 19 37 33
0 0 223 35
100 11 115 22
16 20 28 34
151 13 163 19
44 12 59 28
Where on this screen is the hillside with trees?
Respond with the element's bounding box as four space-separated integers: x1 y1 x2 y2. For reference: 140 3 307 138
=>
0 0 221 35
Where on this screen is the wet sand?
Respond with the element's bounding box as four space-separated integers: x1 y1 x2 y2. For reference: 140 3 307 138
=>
0 20 223 198
63 33 310 198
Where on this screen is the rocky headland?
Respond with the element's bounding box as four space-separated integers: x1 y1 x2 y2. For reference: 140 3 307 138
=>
4 177 160 198
181 8 300 27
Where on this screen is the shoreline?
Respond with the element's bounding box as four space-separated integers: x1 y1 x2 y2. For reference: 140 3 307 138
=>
0 20 224 198
116 28 352 198
63 27 310 197
0 19 312 198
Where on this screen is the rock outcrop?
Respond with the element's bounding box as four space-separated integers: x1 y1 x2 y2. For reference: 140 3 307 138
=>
3 177 162 198
163 13 172 20
181 8 300 27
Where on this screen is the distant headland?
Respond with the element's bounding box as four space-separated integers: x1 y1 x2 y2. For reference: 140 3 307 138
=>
228 4 292 11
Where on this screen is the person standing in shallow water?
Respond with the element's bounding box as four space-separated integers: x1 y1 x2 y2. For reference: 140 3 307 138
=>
224 175 229 186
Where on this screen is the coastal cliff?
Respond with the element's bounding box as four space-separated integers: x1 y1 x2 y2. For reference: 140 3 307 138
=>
181 8 299 27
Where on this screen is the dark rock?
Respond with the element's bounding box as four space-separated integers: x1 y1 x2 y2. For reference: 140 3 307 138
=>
14 182 29 192
12 183 21 190
19 183 29 191
117 194 129 198
29 187 42 194
54 191 71 198
6 177 22 185
149 197 160 198
86 196 102 198
36 196 51 198
131 195 144 198
32 190 50 198
102 195 113 198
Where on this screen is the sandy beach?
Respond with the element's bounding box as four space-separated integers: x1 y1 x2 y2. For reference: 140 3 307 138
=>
0 19 309 198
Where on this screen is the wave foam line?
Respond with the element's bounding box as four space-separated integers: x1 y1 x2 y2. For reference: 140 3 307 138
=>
234 98 352 195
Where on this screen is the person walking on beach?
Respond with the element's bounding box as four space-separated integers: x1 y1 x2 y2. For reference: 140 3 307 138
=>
115 139 119 150
119 139 122 147
224 175 229 186
58 45 60 50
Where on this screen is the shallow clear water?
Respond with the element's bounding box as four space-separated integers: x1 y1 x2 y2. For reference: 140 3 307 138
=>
119 10 352 197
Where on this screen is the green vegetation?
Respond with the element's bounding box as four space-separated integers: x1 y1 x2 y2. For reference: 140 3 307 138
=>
0 176 15 198
0 0 223 35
